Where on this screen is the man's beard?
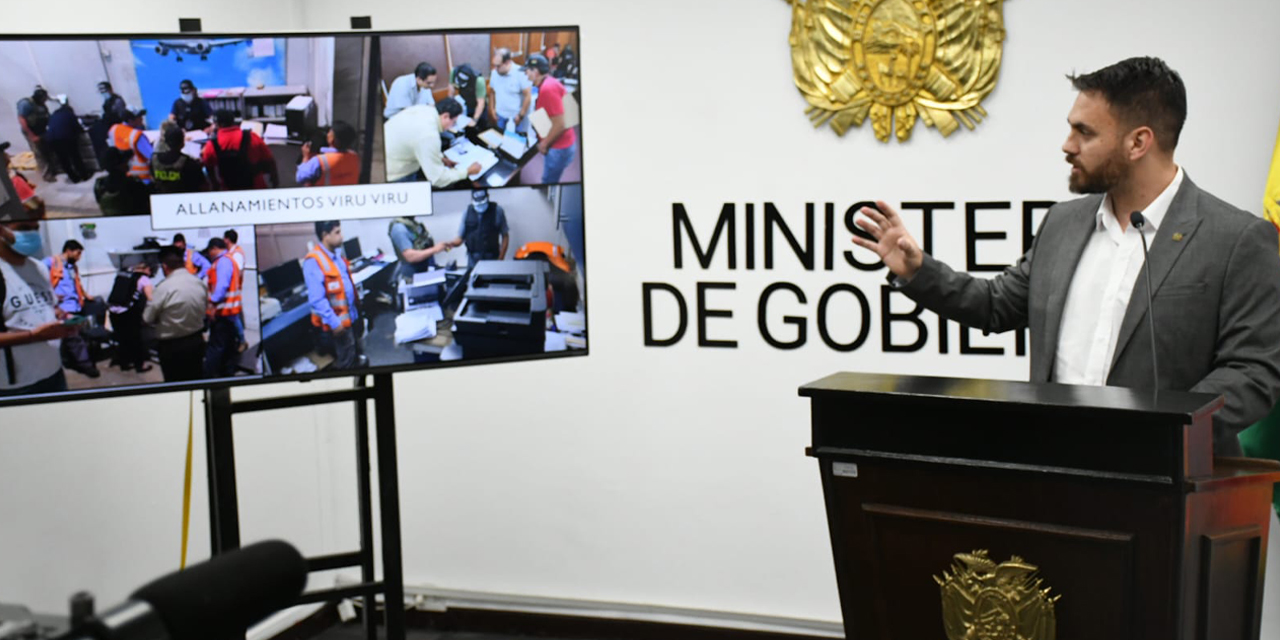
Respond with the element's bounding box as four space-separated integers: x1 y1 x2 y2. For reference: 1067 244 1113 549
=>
1068 148 1129 195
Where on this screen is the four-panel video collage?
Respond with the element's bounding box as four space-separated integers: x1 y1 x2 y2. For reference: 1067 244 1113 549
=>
0 29 585 399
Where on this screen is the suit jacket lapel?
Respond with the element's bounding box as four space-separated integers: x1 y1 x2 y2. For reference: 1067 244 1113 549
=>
1109 176 1204 373
1036 198 1101 382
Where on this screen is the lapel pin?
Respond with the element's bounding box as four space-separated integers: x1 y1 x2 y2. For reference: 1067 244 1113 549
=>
1172 232 1184 242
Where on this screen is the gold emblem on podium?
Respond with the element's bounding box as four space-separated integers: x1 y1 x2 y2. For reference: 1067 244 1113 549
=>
784 0 1008 142
934 550 1060 640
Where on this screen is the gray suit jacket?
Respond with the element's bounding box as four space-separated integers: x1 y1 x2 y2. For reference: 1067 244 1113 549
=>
901 175 1280 456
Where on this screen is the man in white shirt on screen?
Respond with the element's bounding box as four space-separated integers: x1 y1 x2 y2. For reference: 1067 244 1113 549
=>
384 63 437 120
144 245 209 383
487 48 532 136
383 101 481 188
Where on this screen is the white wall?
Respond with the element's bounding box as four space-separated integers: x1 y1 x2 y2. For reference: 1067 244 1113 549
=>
1 0 1279 625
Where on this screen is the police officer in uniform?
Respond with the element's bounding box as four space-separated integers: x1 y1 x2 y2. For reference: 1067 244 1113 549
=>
170 79 213 132
16 86 55 182
97 82 130 126
445 189 509 267
389 217 452 283
151 122 208 194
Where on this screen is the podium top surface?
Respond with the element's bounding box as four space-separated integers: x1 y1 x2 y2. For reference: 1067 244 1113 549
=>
799 372 1223 421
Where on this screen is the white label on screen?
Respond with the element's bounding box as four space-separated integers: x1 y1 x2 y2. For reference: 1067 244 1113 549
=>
149 183 433 230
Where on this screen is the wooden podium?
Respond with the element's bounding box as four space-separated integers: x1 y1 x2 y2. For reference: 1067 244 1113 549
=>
800 372 1280 640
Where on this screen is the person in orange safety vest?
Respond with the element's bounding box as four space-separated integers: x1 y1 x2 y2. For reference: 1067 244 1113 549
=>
303 221 364 370
203 238 242 378
297 120 361 187
106 108 153 183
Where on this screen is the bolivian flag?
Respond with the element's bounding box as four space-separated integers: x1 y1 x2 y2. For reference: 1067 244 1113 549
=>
1240 122 1280 514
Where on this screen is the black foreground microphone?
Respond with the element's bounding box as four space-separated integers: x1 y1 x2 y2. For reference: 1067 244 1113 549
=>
1130 211 1160 393
58 540 306 640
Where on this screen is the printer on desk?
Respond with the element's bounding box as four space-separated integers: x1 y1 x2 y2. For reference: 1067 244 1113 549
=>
399 270 445 312
452 261 547 357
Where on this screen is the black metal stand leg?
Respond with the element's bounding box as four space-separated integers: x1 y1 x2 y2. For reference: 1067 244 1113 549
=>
373 374 405 640
202 377 405 640
204 387 240 556
355 376 379 640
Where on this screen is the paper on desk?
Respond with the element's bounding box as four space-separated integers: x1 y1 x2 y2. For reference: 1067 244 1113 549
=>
485 172 505 188
478 129 505 148
263 123 288 140
181 141 204 160
286 356 318 374
450 110 472 133
443 141 499 177
395 305 443 344
412 270 446 286
555 311 586 334
545 331 567 352
499 134 530 159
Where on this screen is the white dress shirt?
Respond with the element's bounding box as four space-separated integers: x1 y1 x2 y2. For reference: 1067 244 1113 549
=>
383 105 470 187
1052 166 1184 385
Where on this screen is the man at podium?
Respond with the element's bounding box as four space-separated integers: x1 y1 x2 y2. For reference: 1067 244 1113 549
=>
852 56 1280 458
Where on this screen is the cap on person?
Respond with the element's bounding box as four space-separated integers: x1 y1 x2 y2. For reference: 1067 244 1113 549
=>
471 189 489 206
525 54 551 74
179 79 196 93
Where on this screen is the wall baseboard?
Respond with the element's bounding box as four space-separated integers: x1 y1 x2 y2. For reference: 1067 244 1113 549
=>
265 582 844 640
400 586 844 639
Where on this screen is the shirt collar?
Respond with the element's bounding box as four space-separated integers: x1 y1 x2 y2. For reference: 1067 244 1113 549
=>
1095 166 1184 233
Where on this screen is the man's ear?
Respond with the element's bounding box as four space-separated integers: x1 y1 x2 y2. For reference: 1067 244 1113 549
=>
1128 126 1156 161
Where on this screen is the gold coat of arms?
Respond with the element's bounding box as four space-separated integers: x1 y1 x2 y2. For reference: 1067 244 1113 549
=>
784 0 1008 142
934 550 1060 640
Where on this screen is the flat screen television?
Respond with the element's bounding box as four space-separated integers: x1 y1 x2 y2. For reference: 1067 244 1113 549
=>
0 26 586 405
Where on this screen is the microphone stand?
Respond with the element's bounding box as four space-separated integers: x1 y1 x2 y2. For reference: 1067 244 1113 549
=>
1130 211 1159 397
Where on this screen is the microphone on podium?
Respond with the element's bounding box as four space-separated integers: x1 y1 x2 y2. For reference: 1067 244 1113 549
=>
1130 211 1160 393
55 540 307 640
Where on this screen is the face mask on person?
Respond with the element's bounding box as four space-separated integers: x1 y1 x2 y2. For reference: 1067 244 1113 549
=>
6 230 42 257
100 92 111 101
474 203 489 213
181 92 195 104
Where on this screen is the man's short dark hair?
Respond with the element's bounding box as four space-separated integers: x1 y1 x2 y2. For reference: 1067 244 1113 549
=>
206 237 227 251
415 62 437 80
316 220 341 240
214 109 238 127
330 121 357 151
63 240 83 253
159 245 185 270
436 99 463 119
495 48 512 63
98 81 113 92
224 229 238 244
173 233 187 245
163 124 185 148
1068 56 1187 151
